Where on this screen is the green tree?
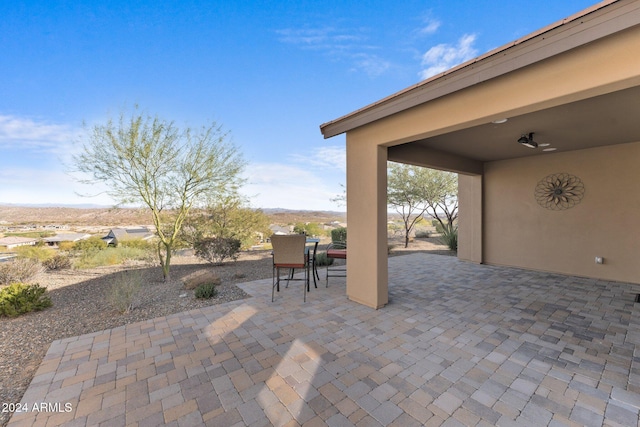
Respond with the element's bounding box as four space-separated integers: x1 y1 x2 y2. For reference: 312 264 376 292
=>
293 222 324 237
387 162 458 248
184 194 271 249
73 107 245 280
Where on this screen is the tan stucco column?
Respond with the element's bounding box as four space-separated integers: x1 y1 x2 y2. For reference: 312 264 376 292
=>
346 135 388 309
457 173 483 264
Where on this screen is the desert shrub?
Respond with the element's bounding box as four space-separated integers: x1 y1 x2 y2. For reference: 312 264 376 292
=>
0 258 45 286
436 224 458 252
74 246 154 269
42 254 72 271
183 271 221 290
57 241 76 252
74 236 107 252
194 237 241 265
331 227 347 244
15 245 55 262
116 246 153 262
118 239 155 250
387 222 402 236
109 241 157 266
0 283 52 317
195 282 218 299
107 270 143 313
75 248 121 269
314 251 334 267
415 230 431 238
138 246 159 267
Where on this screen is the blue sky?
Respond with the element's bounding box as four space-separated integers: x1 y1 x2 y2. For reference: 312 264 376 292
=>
0 0 598 211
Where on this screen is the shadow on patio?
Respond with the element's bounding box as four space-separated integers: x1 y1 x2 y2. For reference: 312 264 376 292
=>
8 253 640 426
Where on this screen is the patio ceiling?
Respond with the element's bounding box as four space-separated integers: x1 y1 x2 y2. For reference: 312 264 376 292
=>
402 84 640 163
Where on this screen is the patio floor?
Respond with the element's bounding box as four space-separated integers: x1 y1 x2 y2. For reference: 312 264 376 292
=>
7 253 640 427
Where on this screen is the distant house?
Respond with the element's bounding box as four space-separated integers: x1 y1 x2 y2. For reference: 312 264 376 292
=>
42 233 91 247
268 225 292 236
43 224 69 230
102 227 155 246
0 236 37 249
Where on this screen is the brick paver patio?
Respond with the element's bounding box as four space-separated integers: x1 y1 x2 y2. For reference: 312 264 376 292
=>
7 253 640 426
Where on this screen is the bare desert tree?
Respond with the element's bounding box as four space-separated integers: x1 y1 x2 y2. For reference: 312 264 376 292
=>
330 183 346 207
73 107 245 280
387 162 458 248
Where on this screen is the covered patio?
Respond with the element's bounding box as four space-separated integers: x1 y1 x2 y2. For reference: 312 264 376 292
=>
8 254 640 426
320 0 640 309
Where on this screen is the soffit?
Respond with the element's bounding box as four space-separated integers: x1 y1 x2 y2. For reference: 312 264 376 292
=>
407 85 640 162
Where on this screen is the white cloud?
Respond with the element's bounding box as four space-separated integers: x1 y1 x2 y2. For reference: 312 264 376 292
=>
288 145 346 173
418 18 441 36
275 27 365 52
351 53 391 78
0 115 98 206
0 115 79 157
419 34 478 80
276 26 390 78
240 161 344 211
0 167 116 206
243 145 345 210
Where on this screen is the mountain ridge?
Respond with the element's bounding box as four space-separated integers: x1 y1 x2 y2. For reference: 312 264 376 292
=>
0 205 346 226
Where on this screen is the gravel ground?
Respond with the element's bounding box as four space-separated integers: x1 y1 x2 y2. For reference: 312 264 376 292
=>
0 251 274 427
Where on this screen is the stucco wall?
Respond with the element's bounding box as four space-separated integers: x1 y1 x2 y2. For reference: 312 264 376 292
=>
483 141 640 284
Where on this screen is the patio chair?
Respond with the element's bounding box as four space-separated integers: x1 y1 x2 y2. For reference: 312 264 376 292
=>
325 240 346 287
271 234 309 302
286 237 319 289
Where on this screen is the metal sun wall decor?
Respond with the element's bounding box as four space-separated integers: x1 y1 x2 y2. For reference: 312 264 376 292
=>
534 172 585 210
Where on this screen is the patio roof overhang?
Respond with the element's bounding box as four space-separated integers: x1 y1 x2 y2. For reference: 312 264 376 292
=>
319 0 640 166
317 0 640 309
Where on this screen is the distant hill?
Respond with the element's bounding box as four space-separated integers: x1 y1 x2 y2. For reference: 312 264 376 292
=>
262 208 345 224
0 205 346 227
0 205 152 226
0 202 113 209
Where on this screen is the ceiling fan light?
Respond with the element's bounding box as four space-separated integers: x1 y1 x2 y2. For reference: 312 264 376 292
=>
518 132 538 149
